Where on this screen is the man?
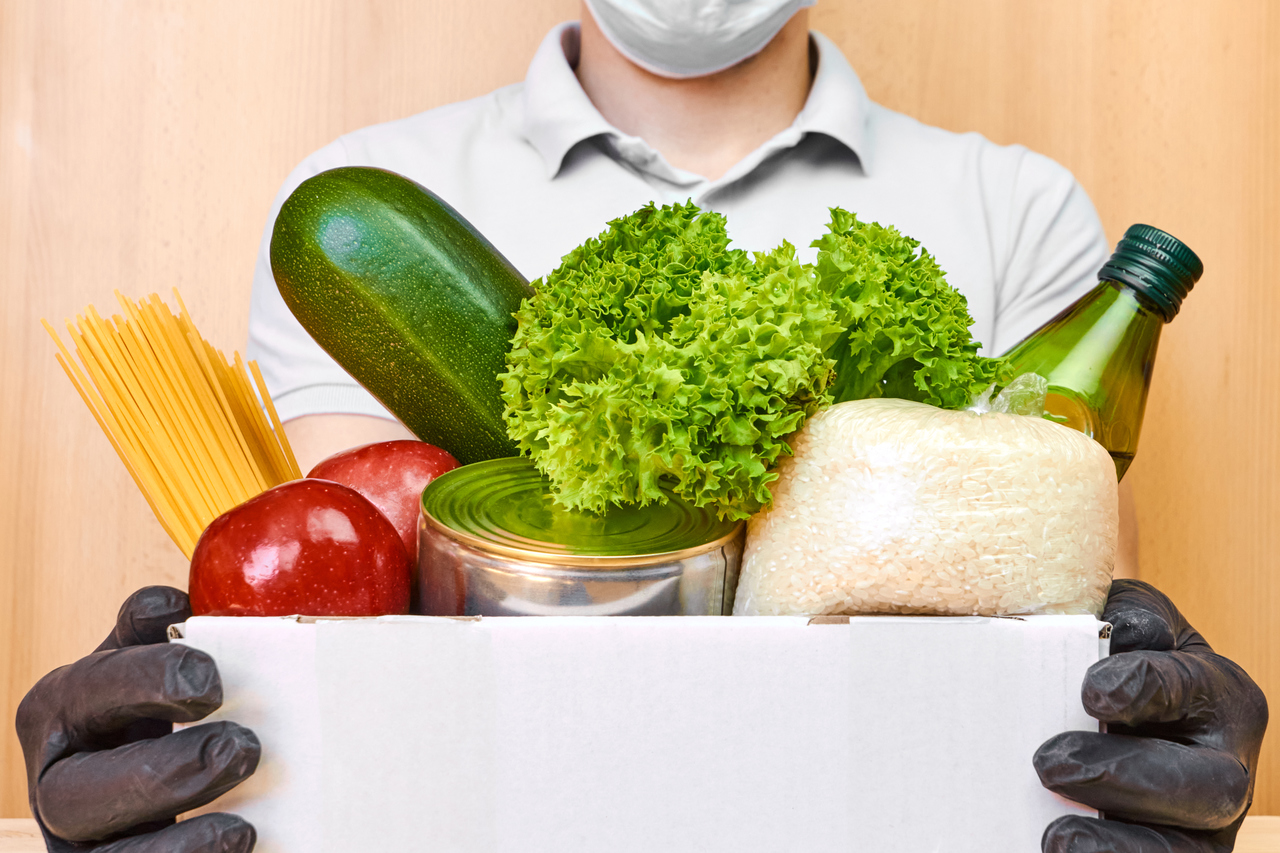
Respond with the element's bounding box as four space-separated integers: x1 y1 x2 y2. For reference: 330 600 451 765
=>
248 0 1141 573
16 3 1265 851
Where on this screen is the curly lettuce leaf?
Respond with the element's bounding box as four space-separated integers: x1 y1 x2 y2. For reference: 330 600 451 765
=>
502 203 1008 520
499 202 838 520
814 208 1011 409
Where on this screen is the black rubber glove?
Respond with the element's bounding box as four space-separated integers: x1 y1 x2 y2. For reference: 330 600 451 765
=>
16 586 260 852
1035 579 1268 852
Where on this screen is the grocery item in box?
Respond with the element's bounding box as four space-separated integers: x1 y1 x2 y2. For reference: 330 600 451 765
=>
733 398 1118 617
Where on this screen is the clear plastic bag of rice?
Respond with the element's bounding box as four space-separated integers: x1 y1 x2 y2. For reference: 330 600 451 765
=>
732 398 1118 618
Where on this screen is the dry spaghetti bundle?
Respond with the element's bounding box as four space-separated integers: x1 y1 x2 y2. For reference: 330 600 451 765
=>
44 290 302 558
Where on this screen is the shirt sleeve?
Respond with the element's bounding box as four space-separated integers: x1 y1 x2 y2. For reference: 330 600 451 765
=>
245 140 399 423
986 147 1111 356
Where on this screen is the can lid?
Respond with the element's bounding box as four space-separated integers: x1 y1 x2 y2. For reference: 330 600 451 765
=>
1097 224 1203 322
421 457 741 563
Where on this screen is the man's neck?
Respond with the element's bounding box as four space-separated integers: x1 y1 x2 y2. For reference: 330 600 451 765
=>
574 5 813 182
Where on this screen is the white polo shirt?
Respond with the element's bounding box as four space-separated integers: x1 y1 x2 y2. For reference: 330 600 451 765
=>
247 22 1109 423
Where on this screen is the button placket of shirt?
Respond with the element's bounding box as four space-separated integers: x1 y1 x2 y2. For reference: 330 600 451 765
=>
608 128 814 210
606 134 710 202
695 127 808 208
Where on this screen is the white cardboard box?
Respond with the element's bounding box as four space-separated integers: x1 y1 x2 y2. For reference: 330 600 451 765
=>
172 614 1108 853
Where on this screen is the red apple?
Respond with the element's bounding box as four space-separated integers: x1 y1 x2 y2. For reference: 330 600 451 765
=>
189 479 410 617
307 440 459 566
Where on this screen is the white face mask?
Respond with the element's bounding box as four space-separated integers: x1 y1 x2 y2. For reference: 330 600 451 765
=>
584 0 816 79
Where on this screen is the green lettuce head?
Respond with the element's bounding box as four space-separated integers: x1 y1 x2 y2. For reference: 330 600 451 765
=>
499 201 839 520
500 203 1009 521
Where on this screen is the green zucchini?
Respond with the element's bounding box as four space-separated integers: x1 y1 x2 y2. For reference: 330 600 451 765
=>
270 166 534 465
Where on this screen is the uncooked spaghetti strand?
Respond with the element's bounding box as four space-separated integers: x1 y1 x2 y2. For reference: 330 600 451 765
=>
128 294 238 516
219 350 284 486
162 302 260 500
76 310 206 540
225 351 296 484
113 303 227 521
140 294 244 509
201 340 274 493
91 307 215 529
46 290 299 556
190 335 267 497
177 314 266 497
69 313 205 545
167 292 269 494
250 358 302 480
43 322 191 553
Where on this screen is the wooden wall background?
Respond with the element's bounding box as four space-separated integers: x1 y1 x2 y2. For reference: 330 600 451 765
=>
1 0 1276 818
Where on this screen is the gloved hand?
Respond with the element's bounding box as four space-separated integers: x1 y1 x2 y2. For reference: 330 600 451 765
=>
1035 579 1268 852
16 586 260 852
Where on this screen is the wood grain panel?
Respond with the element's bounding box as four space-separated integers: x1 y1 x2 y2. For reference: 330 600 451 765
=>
1 0 1276 820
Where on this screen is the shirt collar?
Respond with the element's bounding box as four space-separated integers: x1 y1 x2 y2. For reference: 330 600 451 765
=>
520 22 875 180
521 23 618 179
796 30 874 174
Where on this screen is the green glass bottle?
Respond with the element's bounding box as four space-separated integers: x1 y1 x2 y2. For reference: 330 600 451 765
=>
1001 224 1203 479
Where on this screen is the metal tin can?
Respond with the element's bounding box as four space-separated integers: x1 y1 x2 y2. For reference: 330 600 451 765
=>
417 458 743 616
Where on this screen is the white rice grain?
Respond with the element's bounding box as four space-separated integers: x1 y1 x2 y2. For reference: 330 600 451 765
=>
732 399 1119 618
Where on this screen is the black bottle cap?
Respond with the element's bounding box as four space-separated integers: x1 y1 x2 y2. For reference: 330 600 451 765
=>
1098 224 1203 322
